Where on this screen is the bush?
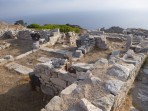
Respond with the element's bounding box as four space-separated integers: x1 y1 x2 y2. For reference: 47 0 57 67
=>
27 24 80 33
27 24 41 28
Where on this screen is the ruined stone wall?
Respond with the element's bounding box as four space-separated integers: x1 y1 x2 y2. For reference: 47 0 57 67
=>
41 52 147 111
112 54 147 111
0 24 25 37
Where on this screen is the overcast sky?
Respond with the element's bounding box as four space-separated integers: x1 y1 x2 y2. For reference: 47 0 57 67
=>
0 0 148 29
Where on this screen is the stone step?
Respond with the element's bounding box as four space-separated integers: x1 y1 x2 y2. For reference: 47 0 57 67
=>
5 62 33 75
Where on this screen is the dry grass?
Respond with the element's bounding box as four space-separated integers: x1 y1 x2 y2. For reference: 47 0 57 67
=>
0 39 33 58
0 66 51 111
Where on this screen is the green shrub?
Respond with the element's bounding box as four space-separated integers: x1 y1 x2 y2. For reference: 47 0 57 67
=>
27 24 80 33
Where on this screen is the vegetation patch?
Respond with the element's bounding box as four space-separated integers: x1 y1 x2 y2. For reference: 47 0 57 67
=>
27 24 80 33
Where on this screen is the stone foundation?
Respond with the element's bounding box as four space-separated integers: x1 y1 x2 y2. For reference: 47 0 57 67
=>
41 52 147 111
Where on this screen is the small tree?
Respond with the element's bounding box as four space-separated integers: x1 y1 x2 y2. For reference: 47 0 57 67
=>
14 20 27 27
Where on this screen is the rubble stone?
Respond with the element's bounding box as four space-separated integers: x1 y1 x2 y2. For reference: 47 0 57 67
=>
94 58 108 69
105 79 124 95
80 98 103 111
45 96 63 111
93 94 115 111
107 64 131 81
95 36 108 50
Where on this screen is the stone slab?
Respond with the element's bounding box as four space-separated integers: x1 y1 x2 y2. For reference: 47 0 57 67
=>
37 57 52 63
80 98 102 111
5 62 33 75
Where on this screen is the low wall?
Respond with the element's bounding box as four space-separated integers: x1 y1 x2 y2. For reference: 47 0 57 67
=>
41 52 147 111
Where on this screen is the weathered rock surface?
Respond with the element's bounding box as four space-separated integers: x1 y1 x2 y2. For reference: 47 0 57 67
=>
94 58 108 69
107 64 131 81
45 96 64 111
105 79 124 95
5 62 33 75
93 94 115 111
95 36 109 49
80 98 102 111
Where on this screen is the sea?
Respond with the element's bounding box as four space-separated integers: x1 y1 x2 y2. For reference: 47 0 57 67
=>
1 10 148 30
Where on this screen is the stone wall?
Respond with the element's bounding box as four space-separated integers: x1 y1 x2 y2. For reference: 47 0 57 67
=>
41 51 147 111
0 23 25 38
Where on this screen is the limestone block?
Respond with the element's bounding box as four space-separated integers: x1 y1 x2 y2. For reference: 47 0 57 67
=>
93 94 115 111
95 36 108 50
125 35 133 52
45 96 63 111
71 63 94 72
58 71 76 83
80 98 102 111
78 46 87 54
60 83 77 97
107 64 131 81
105 79 124 95
90 76 102 86
6 62 33 75
37 57 52 63
74 50 83 58
34 62 54 77
94 58 108 69
41 84 55 96
126 49 135 58
77 70 92 80
50 78 66 88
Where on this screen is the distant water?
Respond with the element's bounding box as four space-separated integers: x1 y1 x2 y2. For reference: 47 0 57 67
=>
2 11 148 30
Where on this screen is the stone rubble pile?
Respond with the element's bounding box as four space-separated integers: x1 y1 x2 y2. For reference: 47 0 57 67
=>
58 31 78 45
74 34 109 58
17 29 61 46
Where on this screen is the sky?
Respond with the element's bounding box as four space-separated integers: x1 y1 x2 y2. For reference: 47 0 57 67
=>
0 0 148 29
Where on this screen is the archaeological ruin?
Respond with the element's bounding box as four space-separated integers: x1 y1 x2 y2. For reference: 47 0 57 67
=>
0 22 148 111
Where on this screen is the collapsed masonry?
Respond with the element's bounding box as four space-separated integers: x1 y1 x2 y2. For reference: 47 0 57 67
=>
74 34 109 58
1 26 148 111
